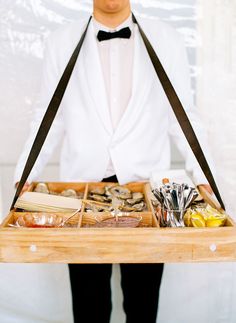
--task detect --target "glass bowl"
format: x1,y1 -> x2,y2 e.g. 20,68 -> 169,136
15,213 -> 64,228
95,214 -> 142,228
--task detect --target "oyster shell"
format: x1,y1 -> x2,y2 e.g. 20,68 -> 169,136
90,187 -> 105,196
89,194 -> 109,203
61,189 -> 77,198
34,183 -> 49,194
132,202 -> 146,211
119,201 -> 146,212
109,186 -> 132,200
127,192 -> 144,205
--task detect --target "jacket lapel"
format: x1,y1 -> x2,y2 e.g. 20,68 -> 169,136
80,22 -> 113,135
113,23 -> 155,140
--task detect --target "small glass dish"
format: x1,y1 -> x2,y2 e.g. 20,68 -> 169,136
160,208 -> 186,228
95,214 -> 142,228
13,213 -> 64,228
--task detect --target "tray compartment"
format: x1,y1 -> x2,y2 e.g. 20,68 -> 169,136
86,182 -> 149,210
82,182 -> 158,228
1,212 -> 82,228
81,211 -> 155,228
155,208 -> 234,228
30,182 -> 88,200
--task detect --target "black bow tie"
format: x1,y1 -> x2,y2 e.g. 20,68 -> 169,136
97,27 -> 131,42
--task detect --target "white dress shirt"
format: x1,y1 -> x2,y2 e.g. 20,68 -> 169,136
93,15 -> 134,177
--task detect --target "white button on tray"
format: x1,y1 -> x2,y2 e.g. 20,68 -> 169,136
30,244 -> 37,252
209,244 -> 217,252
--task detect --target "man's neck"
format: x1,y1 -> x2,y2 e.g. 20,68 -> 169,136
93,6 -> 131,28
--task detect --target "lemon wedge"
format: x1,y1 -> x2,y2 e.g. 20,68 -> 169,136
191,213 -> 206,228
184,205 -> 227,228
206,217 -> 226,227
184,209 -> 193,227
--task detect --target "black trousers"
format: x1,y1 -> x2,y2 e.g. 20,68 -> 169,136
69,263 -> 164,323
69,176 -> 164,323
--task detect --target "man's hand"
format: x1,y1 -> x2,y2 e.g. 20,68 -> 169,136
15,182 -> 30,195
197,184 -> 223,210
197,184 -> 213,195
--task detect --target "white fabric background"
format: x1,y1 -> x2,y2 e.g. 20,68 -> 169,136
197,0 -> 236,217
0,1 -> 236,322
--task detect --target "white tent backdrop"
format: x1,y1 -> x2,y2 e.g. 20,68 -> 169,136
0,1 -> 236,322
197,0 -> 236,217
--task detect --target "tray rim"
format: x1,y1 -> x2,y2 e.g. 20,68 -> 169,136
1,181 -> 235,264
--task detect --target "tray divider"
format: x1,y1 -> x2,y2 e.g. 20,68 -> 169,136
151,212 -> 159,228
76,213 -> 83,228
144,183 -> 154,212
144,183 -> 160,228
77,183 -> 89,228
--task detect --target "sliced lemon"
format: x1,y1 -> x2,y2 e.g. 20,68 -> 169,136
206,217 -> 226,227
191,213 -> 206,227
184,210 -> 193,227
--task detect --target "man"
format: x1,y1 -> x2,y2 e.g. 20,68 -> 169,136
14,1 -> 213,322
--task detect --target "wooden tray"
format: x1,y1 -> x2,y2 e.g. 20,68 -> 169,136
0,182 -> 235,263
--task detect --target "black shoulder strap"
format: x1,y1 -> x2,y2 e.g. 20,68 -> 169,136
11,14 -> 225,211
132,13 -> 225,210
10,17 -> 92,210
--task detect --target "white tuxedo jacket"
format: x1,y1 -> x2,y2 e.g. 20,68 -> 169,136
14,16 -> 213,185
